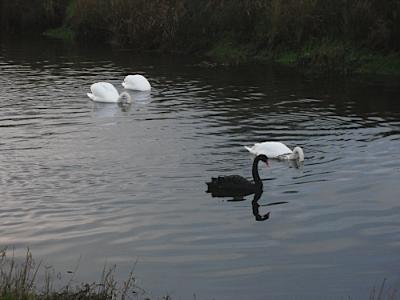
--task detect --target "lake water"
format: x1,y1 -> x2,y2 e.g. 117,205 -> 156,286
1,38 -> 400,300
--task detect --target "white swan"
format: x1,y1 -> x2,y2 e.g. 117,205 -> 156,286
122,74 -> 151,91
244,142 -> 304,162
87,82 -> 131,104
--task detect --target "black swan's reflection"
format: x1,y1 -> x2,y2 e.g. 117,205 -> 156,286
251,190 -> 288,221
206,154 -> 269,200
252,189 -> 270,221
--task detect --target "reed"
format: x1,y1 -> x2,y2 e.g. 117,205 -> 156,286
370,279 -> 398,300
0,248 -> 145,300
70,0 -> 185,49
0,248 -> 397,300
1,0 -> 399,52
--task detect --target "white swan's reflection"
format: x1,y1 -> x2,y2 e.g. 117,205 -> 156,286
132,90 -> 152,103
92,102 -> 130,118
91,90 -> 152,118
286,159 -> 304,169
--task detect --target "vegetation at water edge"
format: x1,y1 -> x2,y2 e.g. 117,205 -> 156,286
0,248 -> 158,300
0,1 -> 399,71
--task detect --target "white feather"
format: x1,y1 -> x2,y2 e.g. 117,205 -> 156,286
122,75 -> 151,91
244,142 -> 304,161
88,82 -> 120,103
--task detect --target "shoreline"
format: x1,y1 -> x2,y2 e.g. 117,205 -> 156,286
1,29 -> 400,77
1,0 -> 399,77
204,39 -> 400,76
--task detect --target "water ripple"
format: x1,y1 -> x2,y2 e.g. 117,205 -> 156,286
1,40 -> 400,300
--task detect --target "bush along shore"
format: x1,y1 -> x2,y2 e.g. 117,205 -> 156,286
0,0 -> 399,74
0,248 -> 159,300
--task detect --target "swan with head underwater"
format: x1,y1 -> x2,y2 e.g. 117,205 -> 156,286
206,154 -> 269,199
244,142 -> 304,162
122,74 -> 151,91
87,82 -> 131,105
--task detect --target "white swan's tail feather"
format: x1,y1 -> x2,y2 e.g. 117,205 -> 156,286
87,93 -> 96,101
244,146 -> 256,154
123,75 -> 151,91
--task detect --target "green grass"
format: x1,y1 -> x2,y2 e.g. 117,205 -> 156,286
2,0 -> 400,76
42,0 -> 76,42
356,53 -> 400,75
275,52 -> 298,65
204,38 -> 400,76
66,0 -> 76,21
42,27 -> 75,41
206,39 -> 254,65
271,41 -> 400,76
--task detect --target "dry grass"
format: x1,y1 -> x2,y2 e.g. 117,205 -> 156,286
70,0 -> 185,49
0,248 -> 148,300
369,279 -> 398,300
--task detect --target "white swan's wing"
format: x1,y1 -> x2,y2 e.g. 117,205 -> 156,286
245,142 -> 293,158
244,146 -> 254,153
89,82 -> 119,103
122,75 -> 151,91
87,93 -> 97,101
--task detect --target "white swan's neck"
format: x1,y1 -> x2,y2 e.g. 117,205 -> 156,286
289,146 -> 304,161
118,92 -> 132,105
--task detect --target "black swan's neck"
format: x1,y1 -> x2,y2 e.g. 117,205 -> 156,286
252,157 -> 263,185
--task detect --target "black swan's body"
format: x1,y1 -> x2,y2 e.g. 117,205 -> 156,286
206,154 -> 269,199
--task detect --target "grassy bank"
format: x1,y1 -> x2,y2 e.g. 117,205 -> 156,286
275,42 -> 400,76
204,39 -> 400,75
0,0 -> 400,75
0,248 -> 153,300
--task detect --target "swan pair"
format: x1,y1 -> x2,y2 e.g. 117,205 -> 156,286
87,74 -> 151,104
206,142 -> 304,202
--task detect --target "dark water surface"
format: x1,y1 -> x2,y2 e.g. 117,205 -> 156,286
1,38 -> 400,300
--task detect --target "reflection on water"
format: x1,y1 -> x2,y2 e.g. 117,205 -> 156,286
251,190 -> 272,222
1,37 -> 400,300
205,154 -> 288,221
92,102 -> 125,118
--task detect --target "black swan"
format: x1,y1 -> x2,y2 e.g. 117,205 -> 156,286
206,154 -> 269,199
